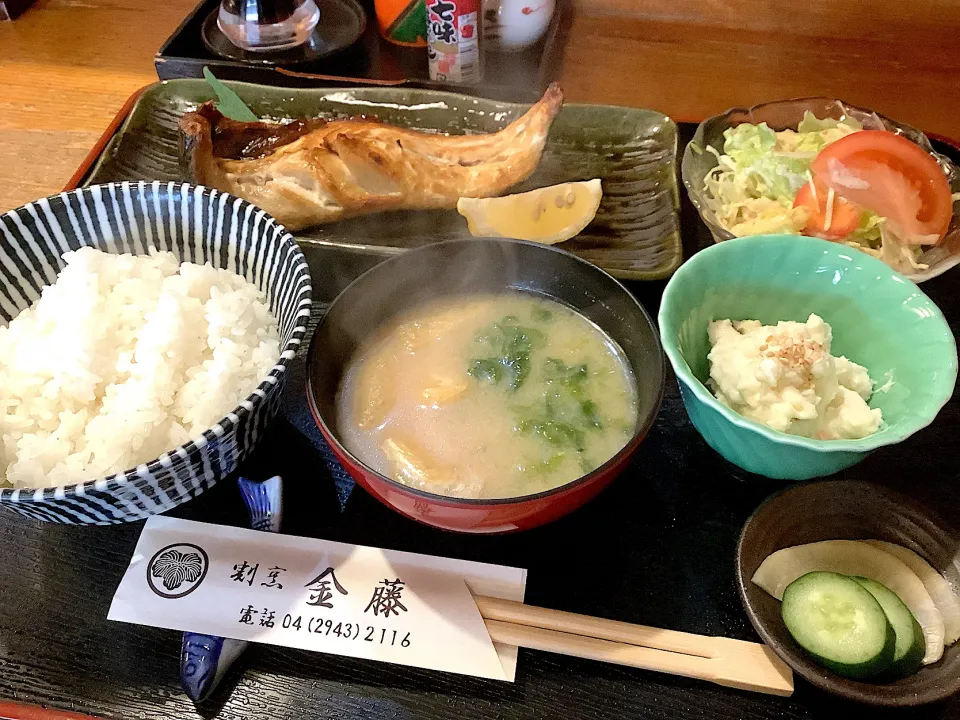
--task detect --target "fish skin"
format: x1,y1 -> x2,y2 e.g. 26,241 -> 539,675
179,84 -> 564,230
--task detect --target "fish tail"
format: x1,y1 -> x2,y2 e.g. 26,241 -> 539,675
482,82 -> 564,150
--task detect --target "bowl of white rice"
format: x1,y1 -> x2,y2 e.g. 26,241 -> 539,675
0,181 -> 311,524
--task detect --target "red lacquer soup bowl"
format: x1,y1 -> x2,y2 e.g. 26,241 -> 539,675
306,239 -> 665,533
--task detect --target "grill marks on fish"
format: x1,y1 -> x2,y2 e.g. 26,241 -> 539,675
179,84 -> 564,230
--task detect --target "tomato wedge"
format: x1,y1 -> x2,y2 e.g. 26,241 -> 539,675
794,177 -> 863,240
810,130 -> 953,245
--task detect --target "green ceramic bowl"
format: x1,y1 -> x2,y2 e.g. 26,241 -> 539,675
659,235 -> 958,480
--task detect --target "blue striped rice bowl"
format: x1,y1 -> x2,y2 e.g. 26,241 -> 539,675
0,181 -> 311,524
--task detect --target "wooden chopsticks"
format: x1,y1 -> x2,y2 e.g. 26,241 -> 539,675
475,595 -> 794,697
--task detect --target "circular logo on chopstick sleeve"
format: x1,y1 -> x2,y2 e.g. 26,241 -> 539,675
146,543 -> 210,599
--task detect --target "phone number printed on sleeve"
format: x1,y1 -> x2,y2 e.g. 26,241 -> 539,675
282,614 -> 412,647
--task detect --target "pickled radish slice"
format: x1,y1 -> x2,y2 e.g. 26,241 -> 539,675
853,577 -> 926,677
753,540 -> 945,664
864,540 -> 960,646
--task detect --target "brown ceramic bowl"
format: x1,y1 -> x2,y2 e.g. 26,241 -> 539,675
736,480 -> 960,706
306,238 -> 664,533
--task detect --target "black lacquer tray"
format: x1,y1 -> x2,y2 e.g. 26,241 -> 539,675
4,110 -> 960,720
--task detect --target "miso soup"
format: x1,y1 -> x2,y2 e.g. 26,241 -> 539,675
336,293 -> 638,499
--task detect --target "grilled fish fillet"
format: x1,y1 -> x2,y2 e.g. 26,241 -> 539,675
179,84 -> 564,230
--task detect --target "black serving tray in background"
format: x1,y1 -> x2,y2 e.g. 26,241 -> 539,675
156,0 -> 571,102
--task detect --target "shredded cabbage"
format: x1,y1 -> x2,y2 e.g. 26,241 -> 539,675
703,112 -> 861,238
700,111 -> 930,273
849,225 -> 929,274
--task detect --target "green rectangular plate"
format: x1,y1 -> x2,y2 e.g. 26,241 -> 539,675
85,79 -> 682,280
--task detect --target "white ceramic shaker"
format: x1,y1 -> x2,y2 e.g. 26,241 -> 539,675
482,0 -> 555,52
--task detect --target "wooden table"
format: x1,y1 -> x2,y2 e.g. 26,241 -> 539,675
1,0 -> 959,214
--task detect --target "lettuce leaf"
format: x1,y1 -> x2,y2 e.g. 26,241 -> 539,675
847,209 -> 885,245
723,122 -> 777,164
722,123 -> 808,200
797,110 -> 863,134
708,114 -> 866,234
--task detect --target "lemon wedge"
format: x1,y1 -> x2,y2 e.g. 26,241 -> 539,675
457,179 -> 602,245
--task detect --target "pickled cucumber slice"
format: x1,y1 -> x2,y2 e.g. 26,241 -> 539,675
753,540 -> 945,664
853,577 -> 925,678
782,572 -> 895,679
863,539 -> 960,646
